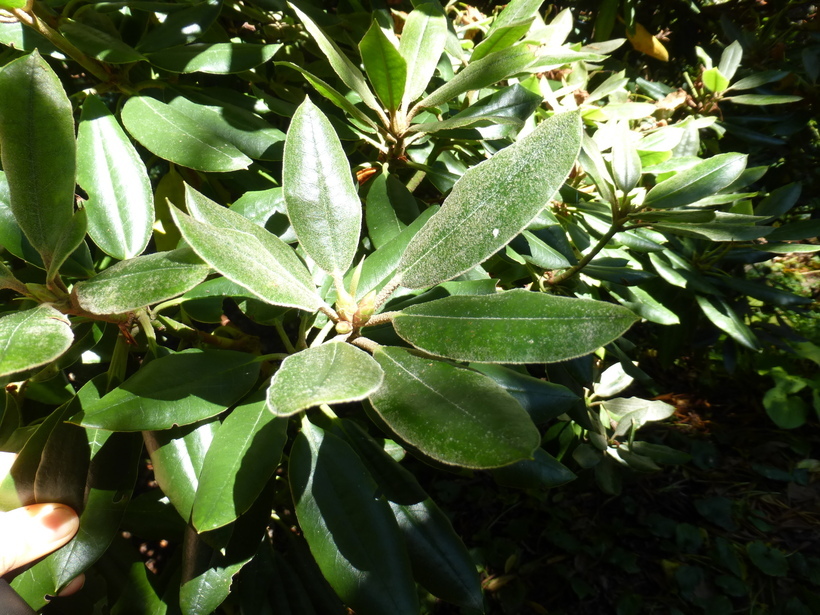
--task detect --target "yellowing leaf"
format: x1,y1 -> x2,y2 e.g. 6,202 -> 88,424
626,22 -> 668,62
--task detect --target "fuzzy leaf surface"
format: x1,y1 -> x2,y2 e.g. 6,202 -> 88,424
397,111 -> 581,288
267,342 -> 384,416
644,153 -> 747,209
0,306 -> 72,378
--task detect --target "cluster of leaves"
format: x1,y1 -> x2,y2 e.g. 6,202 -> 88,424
0,0 -> 816,613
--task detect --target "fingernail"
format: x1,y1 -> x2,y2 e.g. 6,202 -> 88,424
34,504 -> 80,545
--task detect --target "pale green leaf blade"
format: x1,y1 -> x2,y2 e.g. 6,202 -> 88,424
0,51 -> 76,269
393,290 -> 639,363
717,40 -> 743,81
397,111 -> 582,288
192,391 -> 287,532
370,347 -> 540,468
359,21 -> 406,112
723,94 -> 803,105
644,153 -> 747,210
77,95 -> 154,259
283,98 -> 362,276
415,44 -> 537,112
489,0 -> 543,33
121,96 -> 251,172
73,248 -> 210,314
471,19 -> 533,62
69,349 -> 260,431
147,42 -> 281,74
266,342 -> 384,416
288,2 -> 381,113
0,306 -> 73,378
702,67 -> 730,93
289,420 -> 419,615
399,2 -> 447,106
172,204 -> 324,313
611,121 -> 641,193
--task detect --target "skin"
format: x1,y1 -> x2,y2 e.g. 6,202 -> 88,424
0,452 -> 83,595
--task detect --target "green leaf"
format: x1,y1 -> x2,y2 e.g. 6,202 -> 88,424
701,67 -> 730,93
192,392 -> 288,532
11,432 -> 142,606
69,349 -> 260,431
492,447 -> 577,489
147,42 -> 280,73
611,121 -> 641,193
143,418 -> 219,520
46,209 -> 88,284
77,95 -> 154,260
652,221 -> 772,242
267,342 -> 384,416
644,153 -> 747,210
0,0 -> 26,9
288,2 -> 381,114
59,20 -> 145,63
399,1 -> 447,106
397,111 -> 582,288
763,387 -> 807,430
746,541 -> 788,577
390,499 -> 483,611
0,306 -> 73,378
0,51 -> 76,270
723,94 -> 802,105
696,295 -> 758,350
370,347 -> 539,468
727,70 -> 788,91
607,284 -> 680,325
365,172 -> 409,248
393,290 -> 638,363
717,40 -> 743,81
289,420 -> 418,615
275,61 -> 380,132
359,21 -> 406,112
172,186 -> 324,312
469,363 -> 581,424
755,182 -> 801,219
415,43 -> 538,112
121,96 -> 251,172
471,19 -> 533,62
490,0 -> 543,32
136,0 -> 222,53
283,98 -> 361,277
73,248 -> 210,314
166,92 -> 286,161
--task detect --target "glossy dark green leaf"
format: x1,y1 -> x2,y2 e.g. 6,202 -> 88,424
192,391 -> 287,531
166,93 -> 285,160
727,70 -> 789,91
288,3 -> 381,113
359,21 -> 406,112
73,247 -> 209,315
0,398 -> 78,511
746,541 -> 788,577
121,96 -> 251,172
366,172 -> 408,248
696,296 -> 759,350
136,0 -> 222,53
283,98 -> 361,277
267,342 -> 384,416
45,209 -> 88,284
11,432 -> 142,607
0,306 -> 73,378
76,95 -> 153,259
60,20 -> 145,63
469,363 -> 580,424
289,420 -> 418,615
755,183 -> 801,219
69,349 -> 260,431
397,111 -> 581,288
370,347 -> 539,468
607,284 -> 680,325
399,1 -> 447,106
181,483 -> 272,615
143,418 -> 219,520
492,447 -> 576,489
0,51 -> 76,270
390,498 -> 483,610
173,186 -> 324,312
147,42 -> 280,73
394,290 -> 639,363
644,153 -> 747,209
652,221 -> 772,242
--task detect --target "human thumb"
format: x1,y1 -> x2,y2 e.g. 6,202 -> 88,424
0,504 -> 80,576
